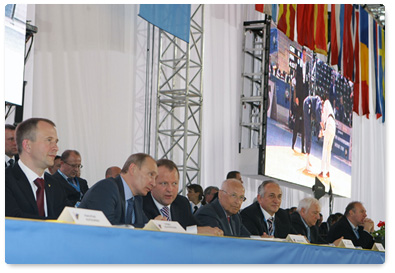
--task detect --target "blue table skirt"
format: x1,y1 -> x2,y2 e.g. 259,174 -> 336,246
5,218 -> 385,264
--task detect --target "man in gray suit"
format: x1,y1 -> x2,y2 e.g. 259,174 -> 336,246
79,153 -> 165,227
195,179 -> 250,237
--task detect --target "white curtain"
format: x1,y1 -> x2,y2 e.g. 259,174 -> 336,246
22,4 -> 385,224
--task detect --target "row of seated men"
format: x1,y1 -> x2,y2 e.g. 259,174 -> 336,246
5,118 -> 376,250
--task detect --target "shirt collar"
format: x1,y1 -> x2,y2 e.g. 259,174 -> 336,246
151,194 -> 171,212
259,205 -> 275,222
299,212 -> 310,229
5,154 -> 14,163
18,159 -> 44,189
347,217 -> 358,230
120,175 -> 134,201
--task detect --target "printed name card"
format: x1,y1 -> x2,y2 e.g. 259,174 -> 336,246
143,220 -> 186,233
337,239 -> 355,249
371,243 -> 385,252
57,207 -> 112,227
286,234 -> 309,244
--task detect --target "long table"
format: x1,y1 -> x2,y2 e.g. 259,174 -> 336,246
5,218 -> 385,264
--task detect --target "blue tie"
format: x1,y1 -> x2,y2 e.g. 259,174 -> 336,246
354,227 -> 360,239
125,197 -> 135,224
161,206 -> 170,221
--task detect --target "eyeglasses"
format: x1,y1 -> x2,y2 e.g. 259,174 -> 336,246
64,162 -> 83,169
221,190 -> 246,202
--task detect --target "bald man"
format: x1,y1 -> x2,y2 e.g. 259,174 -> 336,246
195,179 -> 250,237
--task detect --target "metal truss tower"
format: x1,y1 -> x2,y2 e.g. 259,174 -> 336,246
239,18 -> 271,175
155,5 -> 204,194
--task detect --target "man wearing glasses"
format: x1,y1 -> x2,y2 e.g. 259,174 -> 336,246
52,150 -> 89,207
195,179 -> 250,237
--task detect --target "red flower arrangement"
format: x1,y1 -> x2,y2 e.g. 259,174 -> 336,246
372,221 -> 385,246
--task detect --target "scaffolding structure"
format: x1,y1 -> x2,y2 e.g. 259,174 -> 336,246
239,18 -> 271,175
155,5 -> 204,194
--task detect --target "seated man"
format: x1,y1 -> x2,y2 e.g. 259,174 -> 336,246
241,180 -> 295,238
291,197 -> 338,244
143,158 -> 223,236
5,118 -> 68,219
327,201 -> 375,249
195,179 -> 250,237
105,166 -> 121,179
52,150 -> 89,207
79,153 -> 164,227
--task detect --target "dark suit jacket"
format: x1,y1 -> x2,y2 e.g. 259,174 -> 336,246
241,201 -> 295,238
295,61 -> 310,116
5,162 -> 69,220
142,192 -> 200,229
290,211 -> 327,244
79,175 -> 148,227
195,199 -> 250,237
52,171 -> 89,206
327,216 -> 374,249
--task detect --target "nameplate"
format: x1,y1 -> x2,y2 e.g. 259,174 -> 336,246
286,234 -> 309,244
57,207 -> 112,227
143,220 -> 186,233
371,243 -> 385,252
337,239 -> 355,249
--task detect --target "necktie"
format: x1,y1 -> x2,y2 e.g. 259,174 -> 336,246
267,217 -> 274,236
67,177 -> 76,186
8,158 -> 14,167
193,205 -> 198,214
34,178 -> 45,217
125,197 -> 135,224
354,227 -> 360,239
306,226 -> 311,242
161,206 -> 170,221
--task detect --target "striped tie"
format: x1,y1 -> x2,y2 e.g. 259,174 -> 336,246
267,217 -> 274,236
161,206 -> 170,221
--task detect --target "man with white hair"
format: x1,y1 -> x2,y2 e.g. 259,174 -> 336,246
291,197 -> 342,244
195,179 -> 250,237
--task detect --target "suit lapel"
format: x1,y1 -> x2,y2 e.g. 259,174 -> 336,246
212,199 -> 233,235
13,164 -> 38,213
113,176 -> 126,223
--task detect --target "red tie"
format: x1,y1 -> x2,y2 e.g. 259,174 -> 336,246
34,178 -> 45,217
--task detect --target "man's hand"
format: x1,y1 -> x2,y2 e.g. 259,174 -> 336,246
154,215 -> 167,221
261,232 -> 274,238
363,218 -> 375,233
333,236 -> 344,246
197,226 -> 224,236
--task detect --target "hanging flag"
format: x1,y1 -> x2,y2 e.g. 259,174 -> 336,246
369,16 -> 377,120
377,24 -> 385,122
255,4 -> 264,13
359,7 -> 370,117
272,4 -> 278,24
277,4 -> 296,41
297,4 -> 315,49
139,4 -> 191,43
314,4 -> 328,55
330,4 -> 345,67
352,6 -> 360,114
342,4 -> 354,80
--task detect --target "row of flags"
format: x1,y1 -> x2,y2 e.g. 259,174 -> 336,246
256,4 -> 385,122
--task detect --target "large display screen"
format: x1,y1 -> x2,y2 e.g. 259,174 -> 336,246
4,4 -> 27,106
265,24 -> 352,197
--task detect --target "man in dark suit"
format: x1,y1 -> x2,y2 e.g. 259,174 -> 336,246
5,124 -> 19,168
143,159 -> 223,236
52,150 -> 89,207
292,47 -> 310,153
241,180 -> 294,238
5,118 -> 69,219
327,202 -> 375,249
195,179 -> 250,237
79,153 -> 165,227
291,197 -> 343,245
